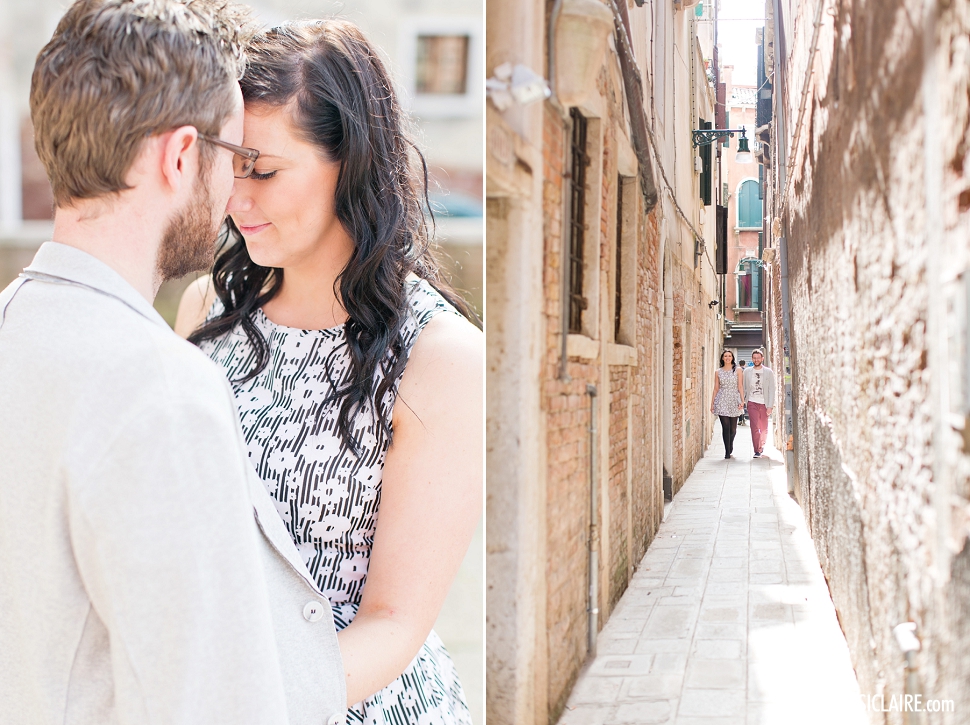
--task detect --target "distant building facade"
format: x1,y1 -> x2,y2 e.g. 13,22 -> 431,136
716,67 -> 763,361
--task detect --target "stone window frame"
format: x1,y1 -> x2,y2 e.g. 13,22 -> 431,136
735,256 -> 762,311
397,16 -> 483,119
612,173 -> 638,348
735,177 -> 762,230
565,110 -> 603,344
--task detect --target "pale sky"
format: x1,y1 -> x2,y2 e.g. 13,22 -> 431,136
717,0 -> 765,86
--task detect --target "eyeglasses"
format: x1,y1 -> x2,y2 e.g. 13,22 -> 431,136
197,133 -> 260,179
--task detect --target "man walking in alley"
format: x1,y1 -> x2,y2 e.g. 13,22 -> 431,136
744,349 -> 776,458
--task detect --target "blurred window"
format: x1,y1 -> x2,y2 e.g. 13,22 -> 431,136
416,35 -> 469,95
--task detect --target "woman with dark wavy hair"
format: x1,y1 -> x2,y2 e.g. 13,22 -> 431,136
175,19 -> 482,725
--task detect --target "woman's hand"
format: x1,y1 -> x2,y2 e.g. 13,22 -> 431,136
336,312 -> 483,707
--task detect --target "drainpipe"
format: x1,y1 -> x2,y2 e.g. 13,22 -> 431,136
892,622 -> 922,725
587,383 -> 599,656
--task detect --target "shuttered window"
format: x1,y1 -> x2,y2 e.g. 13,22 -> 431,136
737,178 -> 762,228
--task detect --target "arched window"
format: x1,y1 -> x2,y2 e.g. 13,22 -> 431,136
737,178 -> 762,228
736,258 -> 761,309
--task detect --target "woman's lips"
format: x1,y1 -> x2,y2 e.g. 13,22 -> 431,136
238,222 -> 271,235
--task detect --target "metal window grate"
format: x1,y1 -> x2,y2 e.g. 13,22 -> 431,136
568,108 -> 589,334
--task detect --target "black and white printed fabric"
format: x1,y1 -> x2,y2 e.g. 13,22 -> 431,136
201,277 -> 472,725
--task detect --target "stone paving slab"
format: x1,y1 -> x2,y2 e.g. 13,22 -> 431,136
556,423 -> 867,725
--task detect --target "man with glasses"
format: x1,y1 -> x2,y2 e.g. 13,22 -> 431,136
0,2 -> 345,723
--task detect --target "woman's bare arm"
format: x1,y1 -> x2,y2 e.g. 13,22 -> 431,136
174,275 -> 216,338
710,372 -> 720,412
737,370 -> 745,411
336,311 -> 483,706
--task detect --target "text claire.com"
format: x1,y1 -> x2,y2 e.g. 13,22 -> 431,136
860,694 -> 955,713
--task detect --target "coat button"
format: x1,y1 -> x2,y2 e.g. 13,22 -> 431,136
326,712 -> 345,725
303,601 -> 325,622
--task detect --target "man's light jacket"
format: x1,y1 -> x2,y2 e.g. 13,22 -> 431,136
0,243 -> 347,725
743,364 -> 777,409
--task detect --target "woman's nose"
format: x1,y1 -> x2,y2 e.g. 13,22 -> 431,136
227,182 -> 254,213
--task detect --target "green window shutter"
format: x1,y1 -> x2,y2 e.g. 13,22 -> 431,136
724,111 -> 730,147
699,120 -> 712,206
738,179 -> 762,228
752,262 -> 761,310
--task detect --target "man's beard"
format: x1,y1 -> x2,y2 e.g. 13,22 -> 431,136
155,175 -> 222,282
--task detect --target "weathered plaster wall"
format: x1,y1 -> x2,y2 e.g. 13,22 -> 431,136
773,0 -> 970,718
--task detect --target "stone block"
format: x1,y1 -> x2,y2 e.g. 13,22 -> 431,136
613,700 -> 674,724
685,659 -> 745,689
587,655 -> 655,677
691,638 -> 743,659
567,676 -> 623,705
677,688 -> 745,718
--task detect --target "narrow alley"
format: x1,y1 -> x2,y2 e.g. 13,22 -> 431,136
487,0 -> 970,722
558,426 -> 866,724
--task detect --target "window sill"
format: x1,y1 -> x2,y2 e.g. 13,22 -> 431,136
606,343 -> 637,366
567,334 -> 599,360
733,307 -> 761,313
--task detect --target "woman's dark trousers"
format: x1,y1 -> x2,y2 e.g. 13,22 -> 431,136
719,415 -> 738,456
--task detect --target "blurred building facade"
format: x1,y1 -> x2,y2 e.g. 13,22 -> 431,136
0,0 -> 483,317
486,1 -> 724,723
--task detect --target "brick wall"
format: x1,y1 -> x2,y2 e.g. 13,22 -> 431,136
541,102 -> 596,719
630,209 -> 664,569
768,0 -> 970,713
608,365 -> 629,610
539,100 -> 670,723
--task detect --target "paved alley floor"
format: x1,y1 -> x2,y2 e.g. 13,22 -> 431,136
557,423 -> 868,725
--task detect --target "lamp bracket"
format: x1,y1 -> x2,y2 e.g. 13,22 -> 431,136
691,128 -> 749,148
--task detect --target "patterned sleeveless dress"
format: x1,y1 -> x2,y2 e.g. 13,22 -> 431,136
713,366 -> 743,417
199,278 -> 472,725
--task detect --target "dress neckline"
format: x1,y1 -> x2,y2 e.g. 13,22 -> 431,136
255,306 -> 347,335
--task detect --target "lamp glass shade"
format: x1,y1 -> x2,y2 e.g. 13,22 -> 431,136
735,135 -> 753,164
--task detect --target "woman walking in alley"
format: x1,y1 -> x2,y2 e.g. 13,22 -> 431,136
175,20 -> 482,725
711,350 -> 745,459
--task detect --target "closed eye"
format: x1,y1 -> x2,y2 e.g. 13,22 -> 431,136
249,170 -> 277,181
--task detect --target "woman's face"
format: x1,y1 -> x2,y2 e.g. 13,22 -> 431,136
722,351 -> 734,366
226,103 -> 353,270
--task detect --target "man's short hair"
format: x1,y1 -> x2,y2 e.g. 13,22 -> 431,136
30,0 -> 255,206
752,348 -> 765,357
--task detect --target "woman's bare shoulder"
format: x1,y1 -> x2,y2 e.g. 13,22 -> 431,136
395,312 -> 482,420
174,275 -> 217,339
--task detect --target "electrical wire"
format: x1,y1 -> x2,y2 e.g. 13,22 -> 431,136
641,108 -> 717,275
